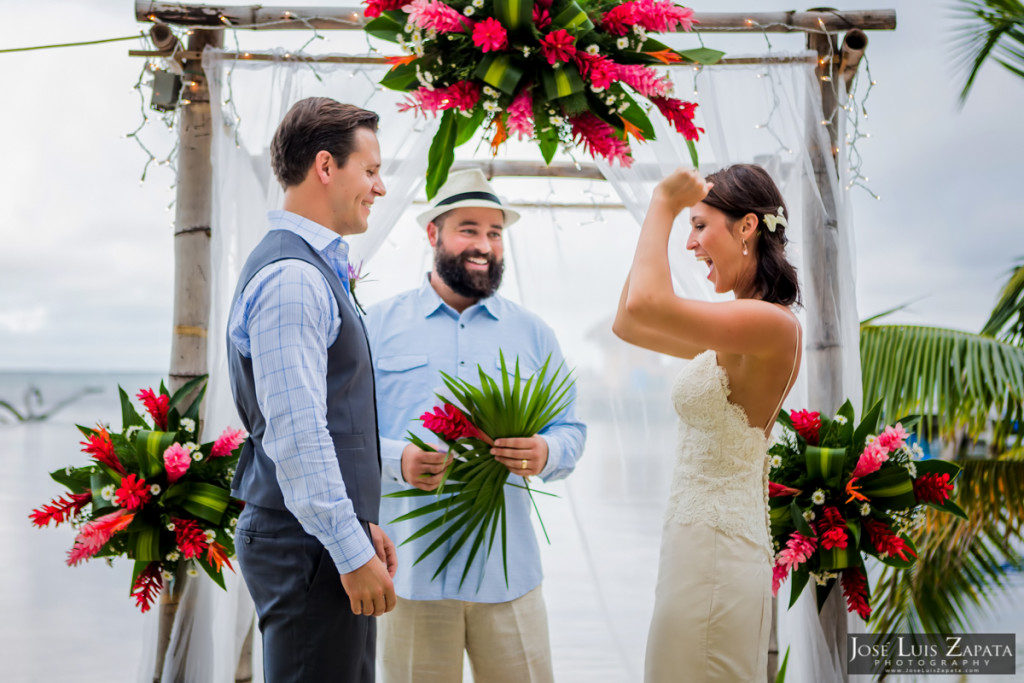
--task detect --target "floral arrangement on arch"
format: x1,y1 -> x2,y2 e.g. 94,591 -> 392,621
768,400 -> 966,621
362,0 -> 723,196
30,377 -> 246,613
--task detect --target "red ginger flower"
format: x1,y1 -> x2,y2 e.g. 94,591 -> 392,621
771,561 -> 790,596
81,426 -> 126,476
472,17 -> 508,52
30,491 -> 92,527
66,509 -> 135,566
173,518 -> 210,559
851,441 -> 889,478
816,506 -> 849,550
421,404 -> 482,441
576,53 -> 618,90
363,0 -> 410,19
540,29 -> 577,65
841,566 -> 872,619
914,472 -> 954,505
788,409 -> 821,445
400,82 -> 481,115
768,481 -> 801,498
212,427 -> 246,458
114,473 -> 152,511
532,5 -> 552,30
570,113 -> 634,167
864,518 -> 915,561
137,388 -> 169,430
649,97 -> 703,142
601,3 -> 637,36
131,562 -> 164,613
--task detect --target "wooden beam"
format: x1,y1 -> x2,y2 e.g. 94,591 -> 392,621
135,2 -> 896,32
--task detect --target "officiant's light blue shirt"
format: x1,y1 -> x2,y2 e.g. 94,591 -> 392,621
365,276 -> 587,602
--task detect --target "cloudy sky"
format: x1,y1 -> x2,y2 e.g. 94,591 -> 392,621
1,0 -> 1022,371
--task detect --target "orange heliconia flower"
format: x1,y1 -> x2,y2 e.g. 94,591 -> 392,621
643,49 -> 684,65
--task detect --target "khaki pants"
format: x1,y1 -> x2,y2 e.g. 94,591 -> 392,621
379,585 -> 554,683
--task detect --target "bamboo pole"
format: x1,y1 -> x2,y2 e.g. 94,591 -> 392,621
155,26 -> 223,683
134,1 -> 896,32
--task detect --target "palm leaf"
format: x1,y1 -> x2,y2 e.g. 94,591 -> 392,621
860,323 -> 1024,440
871,459 -> 1024,641
980,258 -> 1024,344
952,0 -> 1024,102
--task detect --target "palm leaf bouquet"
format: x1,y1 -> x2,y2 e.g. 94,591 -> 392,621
387,352 -> 574,587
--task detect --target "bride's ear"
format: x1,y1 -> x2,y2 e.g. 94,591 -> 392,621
738,213 -> 760,240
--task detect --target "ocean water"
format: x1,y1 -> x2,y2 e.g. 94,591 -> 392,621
1,371 -> 1020,682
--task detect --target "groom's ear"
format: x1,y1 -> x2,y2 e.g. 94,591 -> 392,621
311,150 -> 334,185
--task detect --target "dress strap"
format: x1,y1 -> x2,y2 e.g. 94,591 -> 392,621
762,313 -> 801,438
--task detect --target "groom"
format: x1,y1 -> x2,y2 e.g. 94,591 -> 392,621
227,97 -> 397,683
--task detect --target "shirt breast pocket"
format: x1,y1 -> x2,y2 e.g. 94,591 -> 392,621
376,354 -> 434,408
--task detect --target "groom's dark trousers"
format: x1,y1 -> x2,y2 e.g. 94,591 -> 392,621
228,229 -> 383,683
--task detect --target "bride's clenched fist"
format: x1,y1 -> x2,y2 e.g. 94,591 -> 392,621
652,168 -> 712,216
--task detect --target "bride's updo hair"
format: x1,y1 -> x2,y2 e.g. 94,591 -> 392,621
702,164 -> 802,307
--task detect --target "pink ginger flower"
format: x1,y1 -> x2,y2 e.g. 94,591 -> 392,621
634,0 -> 695,32
403,0 -> 471,33
532,5 -> 552,30
472,17 -> 508,52
363,0 -> 410,19
507,89 -> 534,139
576,53 -> 619,90
772,561 -> 790,596
649,97 -> 703,141
400,82 -> 481,115
66,509 -> 135,566
212,427 -> 246,458
876,423 -> 909,453
163,443 -> 192,484
851,441 -> 889,478
570,113 -> 634,167
768,481 -> 801,498
539,29 -> 577,65
776,531 -> 818,571
615,64 -> 672,97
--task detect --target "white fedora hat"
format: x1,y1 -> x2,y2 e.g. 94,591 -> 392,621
416,168 -> 521,229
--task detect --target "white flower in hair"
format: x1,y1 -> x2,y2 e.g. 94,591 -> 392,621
764,206 -> 787,233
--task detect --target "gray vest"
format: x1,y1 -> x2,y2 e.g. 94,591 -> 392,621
227,229 -> 381,523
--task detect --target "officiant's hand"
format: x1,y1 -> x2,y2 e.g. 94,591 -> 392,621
653,168 -> 712,216
340,552 -> 396,617
401,443 -> 453,491
492,435 -> 548,477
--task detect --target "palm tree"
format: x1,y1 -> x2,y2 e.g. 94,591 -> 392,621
953,0 -> 1024,102
861,259 -> 1024,637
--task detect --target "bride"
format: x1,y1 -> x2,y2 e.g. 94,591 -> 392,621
613,164 -> 802,681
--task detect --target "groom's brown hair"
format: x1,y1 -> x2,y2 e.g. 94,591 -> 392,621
270,97 -> 379,189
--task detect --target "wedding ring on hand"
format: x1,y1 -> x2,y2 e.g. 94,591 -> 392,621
521,459 -> 528,470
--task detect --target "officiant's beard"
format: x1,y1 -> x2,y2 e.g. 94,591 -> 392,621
433,239 -> 504,300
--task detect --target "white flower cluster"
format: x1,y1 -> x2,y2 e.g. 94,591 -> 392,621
859,502 -> 871,516
834,415 -> 848,425
100,484 -> 116,502
770,455 -> 782,468
809,570 -> 840,586
165,550 -> 180,561
180,417 -> 196,434
126,425 -> 141,439
802,509 -> 816,523
811,489 -> 826,505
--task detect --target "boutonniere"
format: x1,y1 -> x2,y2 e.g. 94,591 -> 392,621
348,260 -> 369,315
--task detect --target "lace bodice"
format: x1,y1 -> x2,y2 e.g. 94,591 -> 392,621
664,350 -> 773,559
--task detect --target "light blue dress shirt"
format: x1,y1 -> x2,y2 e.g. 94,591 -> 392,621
228,210 -> 375,575
365,276 -> 587,602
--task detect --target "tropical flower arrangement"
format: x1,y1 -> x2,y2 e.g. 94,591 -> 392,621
388,352 -> 574,587
768,400 -> 966,621
362,0 -> 723,196
29,377 -> 246,613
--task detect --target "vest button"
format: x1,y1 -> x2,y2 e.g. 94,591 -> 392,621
244,536 -> 252,544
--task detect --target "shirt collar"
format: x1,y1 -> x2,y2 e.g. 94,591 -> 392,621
268,210 -> 350,279
417,273 -> 502,320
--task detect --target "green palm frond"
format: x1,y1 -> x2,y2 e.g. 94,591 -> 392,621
953,0 -> 1024,102
871,459 -> 1024,637
860,324 -> 1024,440
981,258 -> 1024,344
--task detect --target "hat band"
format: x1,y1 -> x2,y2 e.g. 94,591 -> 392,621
435,191 -> 502,208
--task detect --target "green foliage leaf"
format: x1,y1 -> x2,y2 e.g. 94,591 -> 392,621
364,11 -> 407,43
380,63 -> 419,92
425,110 -> 459,200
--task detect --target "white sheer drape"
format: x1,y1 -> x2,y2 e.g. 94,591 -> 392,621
138,50 -> 863,683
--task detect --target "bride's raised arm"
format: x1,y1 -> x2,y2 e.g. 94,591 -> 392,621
613,168 -> 795,360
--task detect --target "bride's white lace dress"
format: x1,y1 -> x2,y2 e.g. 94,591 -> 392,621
645,350 -> 774,682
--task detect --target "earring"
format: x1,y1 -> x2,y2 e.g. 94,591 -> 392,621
742,239 -> 749,256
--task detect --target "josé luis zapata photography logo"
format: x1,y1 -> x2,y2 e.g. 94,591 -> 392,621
848,633 -> 1016,675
